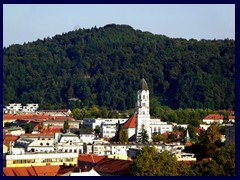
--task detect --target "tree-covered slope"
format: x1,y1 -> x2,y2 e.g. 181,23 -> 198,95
3,24 -> 235,110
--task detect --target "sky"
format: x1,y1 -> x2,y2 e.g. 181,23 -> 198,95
3,4 -> 235,47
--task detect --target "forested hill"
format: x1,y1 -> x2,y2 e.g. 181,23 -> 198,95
3,24 -> 235,110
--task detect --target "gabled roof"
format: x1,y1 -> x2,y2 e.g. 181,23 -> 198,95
3,165 -> 60,176
203,114 -> 224,120
20,133 -> 55,138
3,167 -> 37,176
94,158 -> 131,175
229,116 -> 235,119
33,165 -> 60,176
78,154 -> 106,163
3,135 -> 19,147
122,113 -> 136,129
3,114 -> 75,121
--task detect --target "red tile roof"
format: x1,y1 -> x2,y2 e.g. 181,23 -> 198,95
3,114 -> 49,121
195,127 -> 201,134
33,165 -> 60,176
122,113 -> 136,129
185,141 -> 192,146
78,154 -> 106,163
3,114 -> 74,121
20,133 -> 55,138
3,135 -> 19,147
203,114 -> 224,120
40,127 -> 62,134
3,165 -> 74,176
94,158 -> 131,175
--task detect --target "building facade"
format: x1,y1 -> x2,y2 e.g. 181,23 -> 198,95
135,78 -> 152,142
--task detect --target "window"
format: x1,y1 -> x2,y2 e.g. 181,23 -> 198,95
143,95 -> 145,99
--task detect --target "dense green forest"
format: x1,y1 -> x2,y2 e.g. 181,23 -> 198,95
3,24 -> 235,110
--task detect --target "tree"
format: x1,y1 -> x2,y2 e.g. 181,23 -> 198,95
4,122 -> 15,128
38,122 -> 43,131
21,123 -> 33,133
205,124 -> 222,144
3,25 -> 235,111
212,144 -> 235,176
120,129 -> 128,144
94,125 -> 100,136
187,124 -> 197,141
129,146 -> 179,176
63,120 -> 69,132
138,124 -> 149,143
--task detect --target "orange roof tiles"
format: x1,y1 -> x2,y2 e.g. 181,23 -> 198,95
78,154 -> 106,163
33,165 -> 60,176
94,158 -> 131,175
3,166 -> 60,176
3,135 -> 19,147
203,114 -> 224,120
3,114 -> 74,121
20,133 -> 55,138
122,113 -> 136,129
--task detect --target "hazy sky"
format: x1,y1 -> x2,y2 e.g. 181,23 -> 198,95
3,4 -> 235,47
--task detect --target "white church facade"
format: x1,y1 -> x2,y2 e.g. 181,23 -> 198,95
135,78 -> 152,142
122,78 -> 173,142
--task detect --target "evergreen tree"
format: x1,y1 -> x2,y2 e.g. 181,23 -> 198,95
63,120 -> 69,132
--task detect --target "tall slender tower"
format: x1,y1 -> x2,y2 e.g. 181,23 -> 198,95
135,78 -> 152,142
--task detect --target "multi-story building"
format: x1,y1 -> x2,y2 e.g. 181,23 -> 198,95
4,103 -> 22,114
37,109 -> 71,116
150,119 -> 172,134
4,103 -> 39,114
100,122 -> 117,138
5,152 -> 78,167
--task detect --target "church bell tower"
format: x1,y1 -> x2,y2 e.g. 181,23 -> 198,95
135,78 -> 152,142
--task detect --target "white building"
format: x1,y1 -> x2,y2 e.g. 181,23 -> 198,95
5,127 -> 25,136
122,113 -> 137,139
200,124 -> 211,130
67,168 -> 100,176
37,109 -> 71,116
135,78 -> 152,142
5,152 -> 78,167
79,129 -> 95,143
83,118 -> 128,131
202,114 -> 224,124
4,103 -> 39,114
4,103 -> 22,114
55,132 -> 84,153
100,122 -> 117,138
22,104 -> 39,113
9,132 -> 84,155
150,119 -> 172,134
